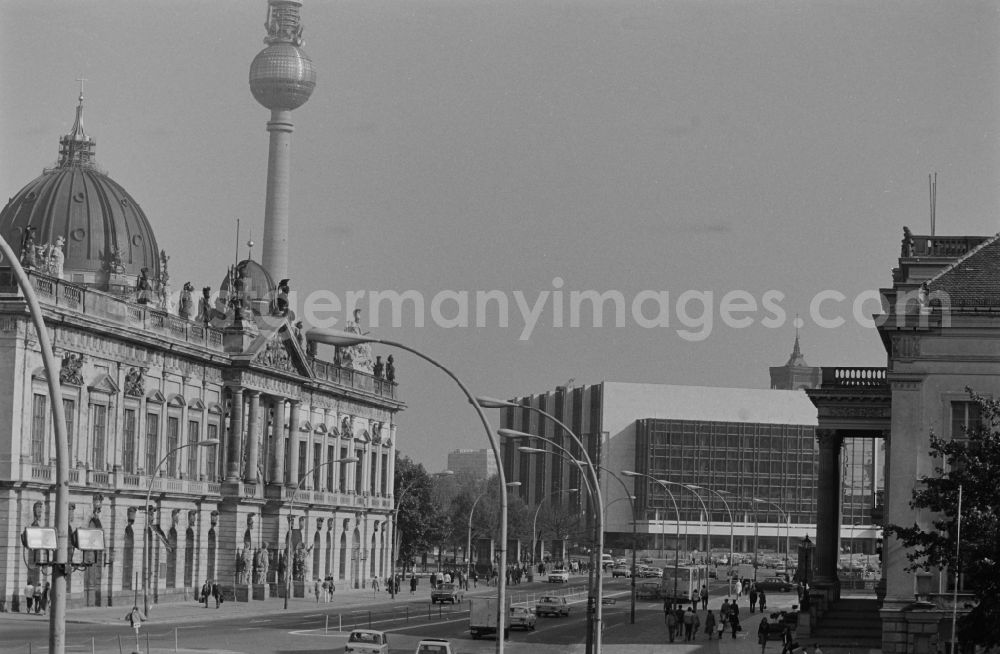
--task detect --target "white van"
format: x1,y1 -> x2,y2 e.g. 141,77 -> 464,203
601,553 -> 614,569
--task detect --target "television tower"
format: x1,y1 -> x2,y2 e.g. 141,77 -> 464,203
249,0 -> 316,283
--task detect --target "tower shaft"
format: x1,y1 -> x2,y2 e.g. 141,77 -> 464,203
262,110 -> 294,283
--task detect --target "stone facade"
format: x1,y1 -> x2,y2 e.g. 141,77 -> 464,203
0,271 -> 403,610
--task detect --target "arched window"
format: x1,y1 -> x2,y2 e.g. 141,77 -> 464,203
122,526 -> 135,590
312,532 -> 321,581
166,528 -> 178,588
207,528 -> 217,582
339,532 -> 347,580
184,528 -> 195,587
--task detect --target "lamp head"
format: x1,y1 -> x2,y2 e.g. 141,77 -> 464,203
506,481 -> 521,488
498,428 -> 533,440
518,446 -> 546,454
199,439 -> 221,448
339,457 -> 360,464
306,328 -> 377,347
621,470 -> 640,478
474,396 -> 516,409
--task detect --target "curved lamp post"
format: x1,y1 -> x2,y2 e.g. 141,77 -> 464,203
309,330 -> 508,654
621,471 -> 682,606
660,481 -> 711,591
466,481 -> 521,591
283,456 -> 358,609
597,466 -> 639,624
0,235 -> 70,654
689,485 -> 736,594
753,497 -> 790,573
143,439 -> 220,617
531,488 -> 579,567
481,395 -> 605,654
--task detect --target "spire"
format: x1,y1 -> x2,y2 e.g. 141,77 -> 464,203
785,325 -> 808,368
58,82 -> 97,169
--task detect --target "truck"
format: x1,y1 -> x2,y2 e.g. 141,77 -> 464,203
468,597 -> 509,640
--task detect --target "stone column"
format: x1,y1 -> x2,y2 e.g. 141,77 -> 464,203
244,391 -> 261,483
287,401 -> 301,487
269,398 -> 286,485
813,428 -> 843,588
225,388 -> 244,482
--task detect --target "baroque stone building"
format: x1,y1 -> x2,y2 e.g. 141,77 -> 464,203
0,0 -> 403,610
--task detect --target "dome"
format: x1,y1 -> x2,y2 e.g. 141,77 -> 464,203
220,259 -> 278,316
0,94 -> 161,285
249,43 -> 316,111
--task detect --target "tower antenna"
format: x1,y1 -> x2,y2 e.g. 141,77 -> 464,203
929,172 -> 937,236
247,227 -> 255,260
234,218 -> 241,270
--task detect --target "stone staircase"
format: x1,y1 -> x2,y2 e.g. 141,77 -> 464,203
810,597 -> 882,651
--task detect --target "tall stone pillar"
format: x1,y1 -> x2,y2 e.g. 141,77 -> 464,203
226,388 -> 244,482
814,428 -> 843,588
244,391 -> 261,483
269,398 -> 286,485
287,401 -> 301,487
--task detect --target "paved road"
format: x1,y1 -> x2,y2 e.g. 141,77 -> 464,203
0,573 -> 847,654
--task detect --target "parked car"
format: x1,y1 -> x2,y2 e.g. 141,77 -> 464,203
611,564 -> 632,578
635,581 -> 660,600
415,639 -> 452,654
344,630 -> 389,654
535,595 -> 570,617
431,582 -> 464,604
548,570 -> 570,583
639,566 -> 662,578
508,605 -> 537,630
755,576 -> 794,592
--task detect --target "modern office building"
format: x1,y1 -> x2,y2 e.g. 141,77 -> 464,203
445,448 -> 497,480
499,382 -> 820,559
806,231 -> 1000,651
0,0 -> 403,610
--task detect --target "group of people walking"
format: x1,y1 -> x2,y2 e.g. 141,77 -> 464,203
198,579 -> 223,608
22,581 -> 50,615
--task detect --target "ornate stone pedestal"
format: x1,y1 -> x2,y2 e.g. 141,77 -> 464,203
292,581 -> 305,598
251,584 -> 269,601
235,585 -> 250,602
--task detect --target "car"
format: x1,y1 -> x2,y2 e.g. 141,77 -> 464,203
755,576 -> 794,592
614,557 -> 626,566
344,629 -> 389,654
611,564 -> 632,578
431,582 -> 464,604
414,638 -> 453,654
508,605 -> 537,630
635,581 -> 660,600
639,566 -> 662,578
548,570 -> 570,583
536,595 -> 570,616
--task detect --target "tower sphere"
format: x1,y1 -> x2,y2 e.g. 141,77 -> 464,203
249,43 -> 316,111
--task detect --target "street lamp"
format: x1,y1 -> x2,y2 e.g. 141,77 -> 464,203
481,395 -> 606,654
621,471 -> 681,607
143,439 -> 220,617
687,484 -> 736,594
0,235 -> 70,654
390,471 -> 454,599
284,456 -> 358,609
653,479 -> 711,595
597,466 -> 639,624
466,481 -> 521,591
309,330 -> 508,654
530,487 -> 579,569
752,497 -> 790,574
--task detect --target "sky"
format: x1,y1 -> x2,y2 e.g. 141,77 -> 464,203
2,0 -> 999,472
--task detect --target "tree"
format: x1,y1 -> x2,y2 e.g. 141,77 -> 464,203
884,391 -> 1000,647
393,455 -> 437,569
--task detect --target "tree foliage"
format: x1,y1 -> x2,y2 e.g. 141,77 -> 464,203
884,391 -> 1000,647
393,455 -> 438,567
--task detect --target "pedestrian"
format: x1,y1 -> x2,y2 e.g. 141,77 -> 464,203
211,580 -> 221,608
24,582 -> 34,614
430,572 -> 437,588
729,604 -> 741,639
32,583 -> 41,614
39,581 -> 50,615
665,606 -> 678,642
759,588 -> 767,612
315,578 -> 322,602
700,584 -> 708,610
704,609 -> 716,640
201,579 -> 211,608
683,606 -> 695,641
780,626 -> 798,654
372,574 -> 380,592
735,578 -> 743,601
749,584 -> 759,613
758,617 -> 770,651
410,575 -> 418,594
692,609 -> 701,641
